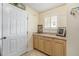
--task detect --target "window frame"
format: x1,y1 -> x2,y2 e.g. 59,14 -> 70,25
44,16 -> 57,30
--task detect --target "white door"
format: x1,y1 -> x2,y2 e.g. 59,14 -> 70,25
2,3 -> 28,56
15,5 -> 28,54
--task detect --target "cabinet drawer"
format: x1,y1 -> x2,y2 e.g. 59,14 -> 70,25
44,37 -> 52,41
54,39 -> 66,45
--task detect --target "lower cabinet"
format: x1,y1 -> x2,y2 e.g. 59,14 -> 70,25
53,39 -> 66,56
44,37 -> 52,55
38,37 -> 44,52
51,39 -> 66,56
53,42 -> 65,56
51,41 -> 54,56
33,35 -> 66,56
33,35 -> 39,49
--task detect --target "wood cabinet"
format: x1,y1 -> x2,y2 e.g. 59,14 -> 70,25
33,35 -> 39,49
44,37 -> 52,55
53,39 -> 66,56
38,36 -> 44,51
33,34 -> 66,56
53,42 -> 65,56
51,39 -> 66,56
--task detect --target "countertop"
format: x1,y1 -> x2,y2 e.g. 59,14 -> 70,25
33,33 -> 66,40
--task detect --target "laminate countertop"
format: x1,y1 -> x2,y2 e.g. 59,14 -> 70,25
33,33 -> 66,41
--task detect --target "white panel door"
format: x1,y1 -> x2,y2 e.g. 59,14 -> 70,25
3,4 -> 17,56
2,4 -> 28,56
16,6 -> 28,53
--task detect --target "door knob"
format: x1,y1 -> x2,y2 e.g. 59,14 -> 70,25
2,37 -> 7,39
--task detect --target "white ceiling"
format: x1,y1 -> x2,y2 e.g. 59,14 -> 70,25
26,3 -> 65,12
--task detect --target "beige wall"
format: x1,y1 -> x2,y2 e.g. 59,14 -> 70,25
25,5 -> 39,51
39,4 -> 67,27
25,4 -> 79,56
25,4 -> 68,50
67,3 -> 79,56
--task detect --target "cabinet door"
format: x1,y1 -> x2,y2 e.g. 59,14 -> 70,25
38,36 -> 44,52
51,40 -> 54,56
53,40 -> 66,56
33,35 -> 39,49
44,38 -> 51,55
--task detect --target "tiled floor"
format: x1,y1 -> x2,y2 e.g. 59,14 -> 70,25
22,49 -> 47,56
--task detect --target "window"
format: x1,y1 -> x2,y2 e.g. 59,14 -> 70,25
44,16 -> 57,33
51,16 -> 57,28
44,16 -> 50,28
44,16 -> 57,29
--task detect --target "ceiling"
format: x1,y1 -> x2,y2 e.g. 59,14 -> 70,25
26,3 -> 65,13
